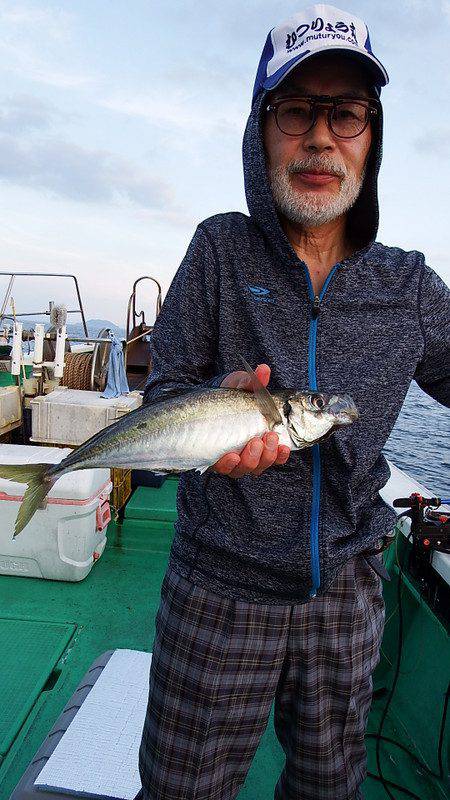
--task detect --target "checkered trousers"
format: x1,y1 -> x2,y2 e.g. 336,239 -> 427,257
134,555 -> 385,800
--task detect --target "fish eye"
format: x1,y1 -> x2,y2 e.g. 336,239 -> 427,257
310,393 -> 325,410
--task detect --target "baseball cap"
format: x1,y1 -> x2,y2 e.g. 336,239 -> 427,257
252,4 -> 389,105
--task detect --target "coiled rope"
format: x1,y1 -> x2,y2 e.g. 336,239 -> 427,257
62,352 -> 93,390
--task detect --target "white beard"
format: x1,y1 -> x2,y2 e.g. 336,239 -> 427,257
268,154 -> 366,228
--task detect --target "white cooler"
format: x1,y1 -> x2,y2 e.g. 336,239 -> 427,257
0,444 -> 112,582
0,385 -> 22,435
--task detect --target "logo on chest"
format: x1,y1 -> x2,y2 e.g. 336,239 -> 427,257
247,285 -> 276,304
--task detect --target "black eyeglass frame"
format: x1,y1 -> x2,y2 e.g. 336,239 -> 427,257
266,95 -> 380,139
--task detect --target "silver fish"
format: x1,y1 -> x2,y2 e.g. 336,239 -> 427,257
0,361 -> 358,536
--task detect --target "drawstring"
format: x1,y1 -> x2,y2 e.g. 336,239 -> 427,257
187,471 -> 213,581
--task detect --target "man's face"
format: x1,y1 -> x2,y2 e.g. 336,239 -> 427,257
263,53 -> 374,229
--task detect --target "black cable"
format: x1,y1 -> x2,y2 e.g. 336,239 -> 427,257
366,734 -> 436,775
369,525 -> 450,798
373,530 -> 412,800
437,682 -> 450,781
366,771 -> 424,800
367,682 -> 450,782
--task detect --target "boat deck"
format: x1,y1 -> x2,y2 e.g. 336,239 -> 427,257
0,479 -> 447,799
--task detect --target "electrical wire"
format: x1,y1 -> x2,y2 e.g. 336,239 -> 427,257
380,532 -> 424,678
373,530 -> 412,799
437,684 -> 450,781
365,772 -> 426,800
366,691 -> 449,799
380,534 -> 404,665
367,513 -> 450,799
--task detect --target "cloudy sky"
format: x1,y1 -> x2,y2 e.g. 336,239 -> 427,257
0,0 -> 448,325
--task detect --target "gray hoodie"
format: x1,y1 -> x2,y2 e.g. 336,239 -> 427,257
143,90 -> 450,604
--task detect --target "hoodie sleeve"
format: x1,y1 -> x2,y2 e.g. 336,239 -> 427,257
414,263 -> 450,407
143,224 -> 228,405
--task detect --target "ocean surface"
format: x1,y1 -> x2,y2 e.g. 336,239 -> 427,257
384,381 -> 449,498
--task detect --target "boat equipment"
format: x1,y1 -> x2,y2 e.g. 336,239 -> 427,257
125,276 -> 162,390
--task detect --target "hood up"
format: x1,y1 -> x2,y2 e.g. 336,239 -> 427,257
242,90 -> 384,263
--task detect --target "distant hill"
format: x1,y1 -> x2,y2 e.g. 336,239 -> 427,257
80,319 -> 126,338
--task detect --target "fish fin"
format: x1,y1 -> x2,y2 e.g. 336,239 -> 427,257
195,464 -> 210,475
238,356 -> 282,428
0,463 -> 56,537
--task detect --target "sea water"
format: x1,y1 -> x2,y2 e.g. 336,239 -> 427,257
384,381 -> 449,497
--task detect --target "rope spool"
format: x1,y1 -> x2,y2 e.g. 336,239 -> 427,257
62,352 -> 94,390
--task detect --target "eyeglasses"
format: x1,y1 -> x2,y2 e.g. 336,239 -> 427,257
266,95 -> 380,139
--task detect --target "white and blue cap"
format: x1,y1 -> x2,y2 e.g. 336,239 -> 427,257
252,4 -> 389,105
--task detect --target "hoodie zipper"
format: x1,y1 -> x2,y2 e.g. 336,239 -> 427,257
304,265 -> 339,598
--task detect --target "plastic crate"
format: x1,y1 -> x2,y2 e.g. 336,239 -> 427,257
31,388 -> 142,446
111,468 -> 132,513
125,483 -> 178,522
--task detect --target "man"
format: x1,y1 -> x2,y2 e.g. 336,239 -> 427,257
136,5 -> 449,799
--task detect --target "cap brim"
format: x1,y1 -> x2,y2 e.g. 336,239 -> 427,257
264,46 -> 389,93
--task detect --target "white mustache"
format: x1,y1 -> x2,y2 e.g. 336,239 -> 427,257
287,156 -> 347,179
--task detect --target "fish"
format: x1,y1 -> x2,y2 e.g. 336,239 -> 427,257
0,359 -> 358,537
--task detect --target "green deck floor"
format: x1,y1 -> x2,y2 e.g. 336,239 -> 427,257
0,619 -> 75,759
0,483 -> 448,799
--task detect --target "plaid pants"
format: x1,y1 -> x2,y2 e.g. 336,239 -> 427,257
135,555 -> 385,800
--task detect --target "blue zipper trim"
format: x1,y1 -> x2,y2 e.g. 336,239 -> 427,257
304,265 -> 339,596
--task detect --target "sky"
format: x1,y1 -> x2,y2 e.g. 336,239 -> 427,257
0,0 -> 449,326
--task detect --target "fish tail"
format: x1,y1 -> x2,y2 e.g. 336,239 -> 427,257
0,463 -> 57,537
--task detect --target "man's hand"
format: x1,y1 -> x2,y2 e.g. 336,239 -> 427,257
212,363 -> 291,478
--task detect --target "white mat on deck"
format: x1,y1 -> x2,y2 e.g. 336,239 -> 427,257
35,649 -> 152,799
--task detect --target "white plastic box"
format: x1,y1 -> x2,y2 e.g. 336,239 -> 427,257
0,444 -> 112,581
31,388 -> 142,446
0,385 -> 22,435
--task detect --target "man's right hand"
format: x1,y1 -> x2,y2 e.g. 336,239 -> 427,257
212,363 -> 291,478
